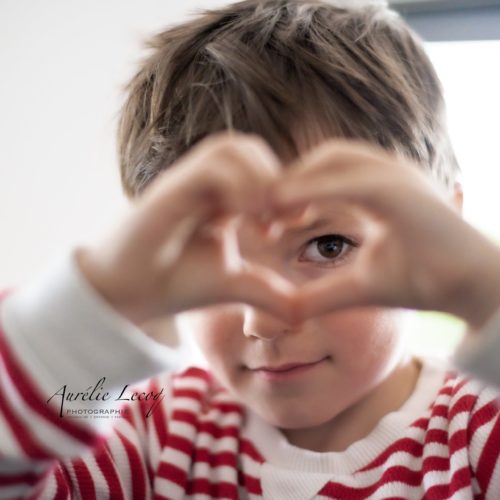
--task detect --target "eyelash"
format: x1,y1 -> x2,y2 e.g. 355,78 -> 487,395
299,234 -> 358,266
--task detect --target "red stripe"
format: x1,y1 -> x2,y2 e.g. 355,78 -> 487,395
0,378 -> 52,459
468,400 -> 499,442
240,438 -> 265,463
452,378 -> 470,396
117,430 -> 148,500
425,466 -> 472,499
53,465 -> 69,500
238,471 -> 262,495
422,455 -> 450,472
449,429 -> 468,456
424,429 -> 448,446
187,477 -> 238,498
412,417 -> 429,430
172,388 -> 203,400
199,421 -> 239,439
0,470 -> 41,486
72,457 -> 97,500
166,434 -> 193,455
171,409 -> 198,427
95,444 -> 125,500
320,465 -> 422,497
437,384 -> 454,397
171,409 -> 240,440
476,414 -> 500,494
193,448 -> 237,468
156,462 -> 187,488
148,380 -> 169,447
0,326 -> 97,444
178,366 -> 213,381
210,402 -> 244,414
431,404 -> 449,419
449,394 -> 478,421
360,437 -> 423,471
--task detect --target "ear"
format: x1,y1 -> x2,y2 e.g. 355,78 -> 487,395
450,181 -> 464,216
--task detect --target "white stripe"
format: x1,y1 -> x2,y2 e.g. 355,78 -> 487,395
169,420 -> 195,437
422,442 -> 451,458
0,484 -> 33,499
448,410 -> 471,432
450,447 -> 469,471
0,356 -> 94,457
106,432 -> 132,500
0,458 -> 46,474
60,460 -> 83,500
201,411 -> 242,427
147,416 -> 163,471
81,451 -> 110,500
174,377 -> 208,391
240,453 -> 262,478
484,423 -> 500,498
155,476 -> 185,499
160,447 -> 191,470
366,482 -> 423,499
469,415 -> 496,470
422,469 -> 462,490
191,462 -> 237,483
0,409 -> 24,458
172,397 -> 202,413
449,486 -> 474,500
196,435 -> 239,453
113,418 -> 153,498
426,414 -> 447,427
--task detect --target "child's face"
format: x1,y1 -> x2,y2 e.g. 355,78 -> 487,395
179,203 -> 409,430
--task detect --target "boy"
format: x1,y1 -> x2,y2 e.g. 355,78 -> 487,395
1,0 -> 500,498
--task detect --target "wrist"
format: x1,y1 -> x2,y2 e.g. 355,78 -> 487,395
74,247 -> 151,326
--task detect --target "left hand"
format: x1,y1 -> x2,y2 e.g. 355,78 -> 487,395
268,140 -> 500,328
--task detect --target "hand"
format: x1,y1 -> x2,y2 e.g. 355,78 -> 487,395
270,140 -> 500,328
76,132 -> 298,326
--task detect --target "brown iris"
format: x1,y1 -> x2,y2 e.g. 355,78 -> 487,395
315,235 -> 345,259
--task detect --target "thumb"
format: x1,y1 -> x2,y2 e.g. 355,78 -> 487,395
225,262 -> 300,324
297,268 -> 374,320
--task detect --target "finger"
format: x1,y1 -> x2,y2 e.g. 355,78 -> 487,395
296,268 -> 376,320
151,132 -> 283,218
269,140 -> 412,214
225,263 -> 300,323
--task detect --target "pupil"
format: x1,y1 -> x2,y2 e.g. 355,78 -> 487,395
317,236 -> 343,258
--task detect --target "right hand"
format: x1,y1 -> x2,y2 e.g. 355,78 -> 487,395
76,132 -> 297,326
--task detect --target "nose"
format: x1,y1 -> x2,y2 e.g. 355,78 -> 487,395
242,306 -> 295,341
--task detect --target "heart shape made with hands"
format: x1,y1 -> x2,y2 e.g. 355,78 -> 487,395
206,198 -> 377,324
163,136 -> 454,325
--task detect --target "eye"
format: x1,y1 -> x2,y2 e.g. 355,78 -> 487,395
299,234 -> 356,265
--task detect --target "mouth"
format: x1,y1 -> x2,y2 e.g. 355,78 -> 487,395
247,356 -> 330,381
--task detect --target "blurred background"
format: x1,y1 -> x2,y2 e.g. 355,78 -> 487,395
1,0 -> 499,358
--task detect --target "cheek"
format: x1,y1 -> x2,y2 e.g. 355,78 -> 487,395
321,308 -> 405,374
177,306 -> 245,373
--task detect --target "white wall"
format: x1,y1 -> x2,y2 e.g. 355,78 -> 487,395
0,0 -> 228,286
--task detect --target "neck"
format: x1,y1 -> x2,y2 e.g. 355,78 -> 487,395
281,356 -> 422,452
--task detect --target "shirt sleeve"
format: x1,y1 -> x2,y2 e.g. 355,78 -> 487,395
453,307 -> 500,389
0,249 -> 181,497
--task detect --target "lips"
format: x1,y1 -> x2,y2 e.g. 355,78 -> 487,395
247,356 -> 329,379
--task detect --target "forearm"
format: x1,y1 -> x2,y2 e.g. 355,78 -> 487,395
0,249 -> 180,463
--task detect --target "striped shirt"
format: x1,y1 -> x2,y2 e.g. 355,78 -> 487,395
1,253 -> 500,499
1,335 -> 500,499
